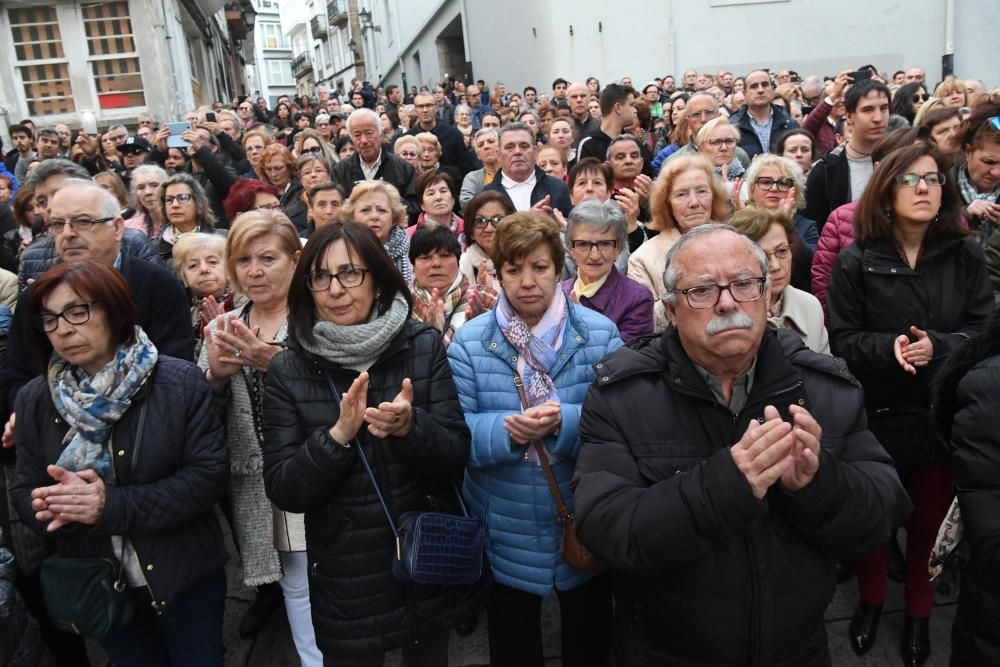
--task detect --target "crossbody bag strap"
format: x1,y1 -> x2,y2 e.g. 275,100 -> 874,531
513,371 -> 572,523
321,372 -> 399,540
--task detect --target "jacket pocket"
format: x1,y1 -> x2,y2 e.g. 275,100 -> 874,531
867,406 -> 937,474
633,440 -> 707,482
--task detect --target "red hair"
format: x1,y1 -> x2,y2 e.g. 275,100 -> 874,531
223,178 -> 280,222
255,144 -> 297,184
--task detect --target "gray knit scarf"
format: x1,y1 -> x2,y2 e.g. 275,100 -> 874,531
300,293 -> 409,367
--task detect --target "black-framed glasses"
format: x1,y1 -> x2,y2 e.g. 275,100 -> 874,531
301,145 -> 323,155
307,267 -> 368,291
164,193 -> 194,205
45,217 -> 114,234
38,301 -> 97,332
673,277 -> 767,309
473,215 -> 504,228
895,172 -> 945,187
570,239 -> 618,254
755,176 -> 795,192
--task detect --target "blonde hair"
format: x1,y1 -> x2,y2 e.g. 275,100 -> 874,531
696,116 -> 739,146
225,210 -> 301,290
744,154 -> 807,210
341,180 -> 408,229
415,132 -> 441,153
648,155 -> 730,231
933,79 -> 966,105
172,232 -> 227,278
393,134 -> 420,153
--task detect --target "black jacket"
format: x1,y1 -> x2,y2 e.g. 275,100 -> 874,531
827,235 -> 993,472
483,166 -> 572,218
575,128 -> 656,179
803,144 -> 850,229
947,354 -> 1000,665
3,253 -> 195,408
729,104 -> 800,159
332,151 -> 420,221
262,321 -> 486,658
280,178 -> 309,234
11,356 -> 228,608
574,328 -> 909,667
407,121 -> 473,177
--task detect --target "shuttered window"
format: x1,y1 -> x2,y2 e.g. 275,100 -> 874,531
82,1 -> 145,109
8,6 -> 75,115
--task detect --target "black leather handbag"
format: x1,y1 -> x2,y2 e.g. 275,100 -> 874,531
40,401 -> 148,638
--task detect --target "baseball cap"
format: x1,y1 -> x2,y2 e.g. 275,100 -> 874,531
119,135 -> 151,154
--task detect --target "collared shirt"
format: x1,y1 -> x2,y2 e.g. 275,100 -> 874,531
360,149 -> 383,180
500,170 -> 537,211
693,356 -> 758,414
748,107 -> 774,153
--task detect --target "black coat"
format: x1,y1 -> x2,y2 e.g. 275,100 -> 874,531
407,121 -> 473,177
827,235 -> 994,472
803,144 -> 850,229
947,354 -> 1000,665
262,321 -> 486,658
280,178 -> 309,234
483,166 -> 573,218
574,328 -> 909,666
331,151 -> 420,221
10,356 -> 228,608
3,253 -> 195,409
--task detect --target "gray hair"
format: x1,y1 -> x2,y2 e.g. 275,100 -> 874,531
743,154 -> 806,209
455,104 -> 471,117
172,232 -> 227,277
661,223 -> 769,303
565,199 -> 628,250
128,164 -> 168,213
473,127 -> 499,143
216,109 -> 239,127
27,158 -> 91,187
53,178 -> 121,220
606,133 -> 642,161
346,107 -> 382,136
497,121 -> 534,145
107,123 -> 128,134
158,172 -> 216,229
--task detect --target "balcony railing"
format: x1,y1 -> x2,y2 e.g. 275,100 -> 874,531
327,0 -> 348,26
310,15 -> 327,39
292,52 -> 313,76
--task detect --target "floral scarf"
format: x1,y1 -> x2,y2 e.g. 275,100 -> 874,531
495,289 -> 569,407
48,327 -> 158,479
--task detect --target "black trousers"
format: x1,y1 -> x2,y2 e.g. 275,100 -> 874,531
487,573 -> 612,667
323,627 -> 449,667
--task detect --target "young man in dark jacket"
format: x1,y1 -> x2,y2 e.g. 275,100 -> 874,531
728,70 -> 800,159
574,224 -> 910,667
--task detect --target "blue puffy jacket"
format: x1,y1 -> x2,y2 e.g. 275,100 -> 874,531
447,302 -> 622,595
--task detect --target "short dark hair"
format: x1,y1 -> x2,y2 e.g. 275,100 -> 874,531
10,124 -> 33,140
334,135 -> 353,154
854,142 -> 965,245
845,79 -> 891,114
491,211 -> 564,277
409,223 -> 461,264
27,261 -> 139,373
523,86 -> 537,96
893,70 -> 905,79
306,181 -> 347,206
462,190 -> 514,248
568,157 -> 613,192
286,222 -> 412,346
36,128 -> 59,140
386,84 -> 399,96
599,83 -> 636,117
775,128 -> 815,159
415,169 -> 456,207
552,77 -> 569,89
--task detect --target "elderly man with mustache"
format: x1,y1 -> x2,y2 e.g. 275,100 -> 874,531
572,223 -> 911,667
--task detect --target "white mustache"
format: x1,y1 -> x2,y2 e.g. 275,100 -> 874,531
705,313 -> 755,336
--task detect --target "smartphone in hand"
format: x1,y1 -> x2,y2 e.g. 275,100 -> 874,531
167,121 -> 192,148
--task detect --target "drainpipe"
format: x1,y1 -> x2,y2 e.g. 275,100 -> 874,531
390,5 -> 405,90
942,0 -> 955,78
157,0 -> 185,119
458,0 -> 472,82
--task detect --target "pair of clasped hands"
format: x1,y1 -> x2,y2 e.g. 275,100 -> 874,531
329,373 -> 416,445
731,404 -> 822,499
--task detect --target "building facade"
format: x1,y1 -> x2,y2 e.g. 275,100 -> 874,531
285,0 -> 365,100
0,0 -> 255,139
364,0 -> 999,94
247,0 -> 295,106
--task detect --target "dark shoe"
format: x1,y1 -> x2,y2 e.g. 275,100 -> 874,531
835,561 -> 855,584
849,602 -> 883,656
239,582 -> 283,638
889,535 -> 906,583
455,614 -> 478,637
901,614 -> 930,667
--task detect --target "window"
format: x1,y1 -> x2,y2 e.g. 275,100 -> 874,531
260,22 -> 288,49
83,1 -> 145,109
266,59 -> 293,86
8,6 -> 75,115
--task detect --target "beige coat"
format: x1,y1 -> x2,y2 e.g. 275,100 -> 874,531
0,268 -> 17,311
627,228 -> 682,333
769,285 -> 830,355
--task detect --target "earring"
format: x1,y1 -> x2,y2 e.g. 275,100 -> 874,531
375,288 -> 383,299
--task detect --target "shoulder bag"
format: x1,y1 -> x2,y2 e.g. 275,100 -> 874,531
513,371 -> 601,571
323,372 -> 483,586
39,400 -> 148,637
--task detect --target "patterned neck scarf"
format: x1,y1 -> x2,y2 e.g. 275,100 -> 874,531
48,327 -> 158,479
495,289 -> 569,406
384,225 -> 413,284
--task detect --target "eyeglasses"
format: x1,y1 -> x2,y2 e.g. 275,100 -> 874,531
570,239 -> 618,254
765,245 -> 792,262
687,109 -> 719,120
912,93 -> 929,104
706,138 -> 737,148
755,176 -> 795,192
414,103 -> 436,109
301,146 -> 323,155
254,203 -> 283,211
895,172 -> 946,187
38,301 -> 97,332
46,217 -> 114,234
239,106 -> 252,111
307,267 -> 368,291
673,277 -> 767,309
397,150 -> 419,159
473,215 -> 504,228
164,193 -> 194,205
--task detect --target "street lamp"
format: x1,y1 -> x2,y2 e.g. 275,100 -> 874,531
242,0 -> 256,29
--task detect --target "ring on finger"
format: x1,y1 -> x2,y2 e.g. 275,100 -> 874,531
234,348 -> 243,358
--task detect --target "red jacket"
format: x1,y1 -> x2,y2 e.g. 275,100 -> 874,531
812,202 -> 856,317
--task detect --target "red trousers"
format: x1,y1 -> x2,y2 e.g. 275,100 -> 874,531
856,456 -> 954,616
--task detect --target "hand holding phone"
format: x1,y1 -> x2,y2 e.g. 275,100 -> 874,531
80,111 -> 98,136
166,121 -> 192,149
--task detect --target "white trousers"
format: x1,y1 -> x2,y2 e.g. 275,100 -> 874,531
279,551 -> 323,667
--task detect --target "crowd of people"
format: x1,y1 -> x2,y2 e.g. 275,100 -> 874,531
0,62 -> 999,667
